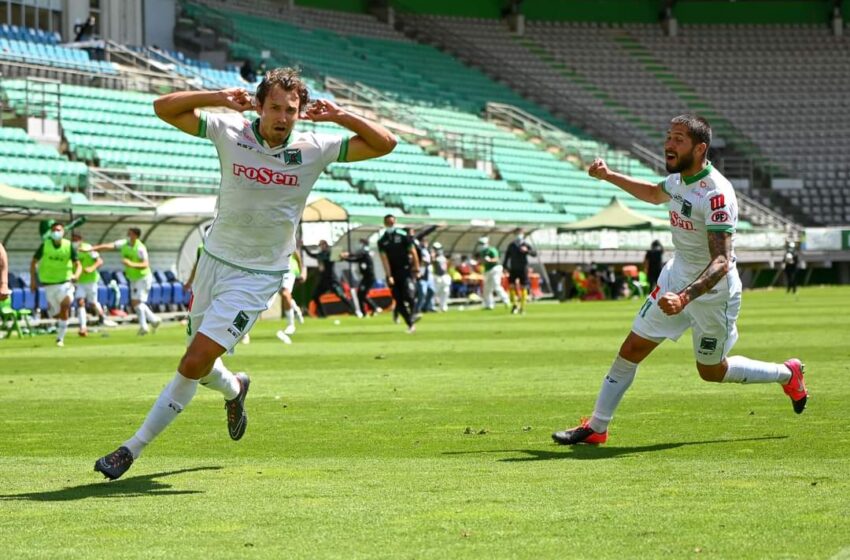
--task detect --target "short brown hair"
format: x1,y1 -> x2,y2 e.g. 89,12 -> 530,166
670,114 -> 712,149
255,67 -> 310,109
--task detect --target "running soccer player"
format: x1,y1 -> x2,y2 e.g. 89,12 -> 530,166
30,222 -> 81,347
552,115 -> 808,446
94,68 -> 397,479
72,232 -> 117,335
92,227 -> 162,335
276,250 -> 305,342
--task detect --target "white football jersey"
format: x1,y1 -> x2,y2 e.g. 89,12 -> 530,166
199,111 -> 348,273
660,163 -> 738,279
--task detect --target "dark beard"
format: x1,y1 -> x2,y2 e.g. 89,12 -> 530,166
665,151 -> 695,174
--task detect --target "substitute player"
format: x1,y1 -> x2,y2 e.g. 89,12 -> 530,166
72,232 -> 117,335
93,227 -> 161,335
30,222 -> 81,347
94,67 -> 396,479
552,115 -> 808,445
477,237 -> 509,310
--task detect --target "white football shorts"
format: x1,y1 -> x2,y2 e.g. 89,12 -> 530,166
188,253 -> 284,353
631,258 -> 741,365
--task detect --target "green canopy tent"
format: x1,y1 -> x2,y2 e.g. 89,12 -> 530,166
557,197 -> 669,232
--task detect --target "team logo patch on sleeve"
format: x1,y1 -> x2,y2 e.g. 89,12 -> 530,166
283,148 -> 302,165
710,194 -> 725,210
711,210 -> 730,223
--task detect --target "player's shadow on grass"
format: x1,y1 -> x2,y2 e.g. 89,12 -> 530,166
446,436 -> 788,462
0,466 -> 222,502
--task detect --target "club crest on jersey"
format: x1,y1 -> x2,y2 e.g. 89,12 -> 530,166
283,148 -> 302,165
681,200 -> 693,218
233,163 -> 299,186
669,211 -> 694,230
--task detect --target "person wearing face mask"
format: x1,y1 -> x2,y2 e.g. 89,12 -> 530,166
303,239 -> 360,319
378,214 -> 420,333
93,227 -> 162,335
341,238 -> 382,317
30,223 -> 81,347
72,232 -> 118,335
477,236 -> 510,311
503,228 -> 537,314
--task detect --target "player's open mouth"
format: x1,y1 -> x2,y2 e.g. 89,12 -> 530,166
665,153 -> 676,161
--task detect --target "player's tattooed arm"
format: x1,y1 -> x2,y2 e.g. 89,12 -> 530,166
658,231 -> 732,315
681,231 -> 733,303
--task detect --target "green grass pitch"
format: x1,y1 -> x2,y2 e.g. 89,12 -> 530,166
1,287 -> 848,559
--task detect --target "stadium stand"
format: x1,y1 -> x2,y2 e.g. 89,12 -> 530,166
402,13 -> 848,225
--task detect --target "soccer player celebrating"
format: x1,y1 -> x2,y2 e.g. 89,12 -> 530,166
552,115 -> 808,446
72,232 -> 117,335
94,68 -> 397,479
92,227 -> 162,335
30,222 -> 81,347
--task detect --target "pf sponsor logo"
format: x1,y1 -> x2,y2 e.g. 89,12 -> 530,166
711,210 -> 730,223
669,210 -> 694,230
233,163 -> 298,186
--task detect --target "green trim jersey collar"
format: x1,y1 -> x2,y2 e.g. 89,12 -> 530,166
252,118 -> 290,150
683,163 -> 713,185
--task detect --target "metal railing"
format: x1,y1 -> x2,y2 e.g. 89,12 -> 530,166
0,57 -> 192,94
89,167 -> 219,202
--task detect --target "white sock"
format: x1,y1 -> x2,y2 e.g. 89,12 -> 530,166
78,307 -> 87,330
56,320 -> 68,342
136,303 -> 148,330
123,373 -> 198,458
93,302 -> 105,319
293,302 -> 303,321
723,356 -> 792,384
141,303 -> 158,324
198,358 -> 240,400
589,356 -> 638,433
285,308 -> 295,328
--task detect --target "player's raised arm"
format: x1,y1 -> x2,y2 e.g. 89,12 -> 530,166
153,88 -> 253,137
588,158 -> 670,205
305,99 -> 397,162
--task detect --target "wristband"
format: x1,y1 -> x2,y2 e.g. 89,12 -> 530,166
676,291 -> 691,308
